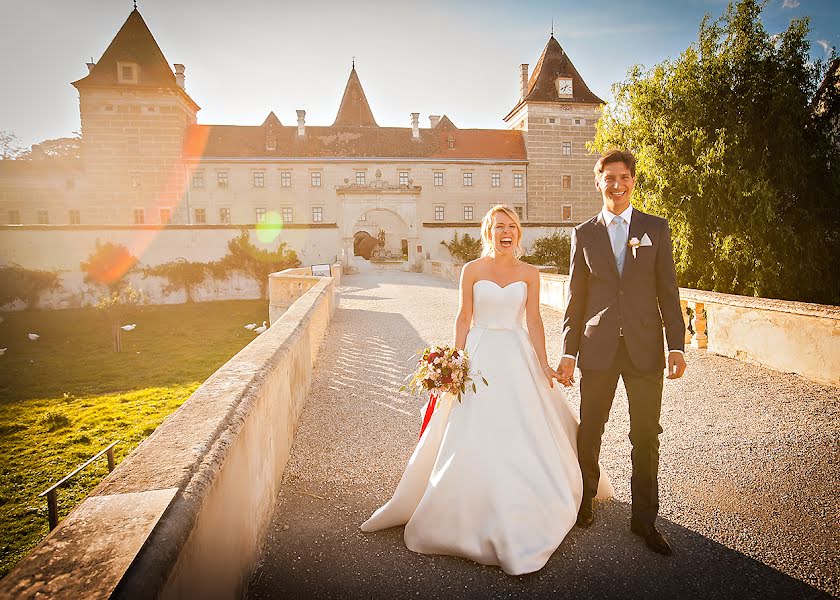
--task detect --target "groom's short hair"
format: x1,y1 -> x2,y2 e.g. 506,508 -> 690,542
594,150 -> 636,178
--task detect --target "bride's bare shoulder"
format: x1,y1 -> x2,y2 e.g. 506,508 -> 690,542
519,261 -> 541,282
462,257 -> 489,278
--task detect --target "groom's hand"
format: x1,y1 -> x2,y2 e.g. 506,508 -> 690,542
666,351 -> 687,379
558,357 -> 576,387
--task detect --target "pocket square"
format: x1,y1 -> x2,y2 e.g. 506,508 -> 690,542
640,233 -> 653,247
629,233 -> 653,258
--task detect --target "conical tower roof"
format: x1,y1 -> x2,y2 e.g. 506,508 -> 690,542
72,9 -> 179,90
509,36 -> 603,116
332,67 -> 378,127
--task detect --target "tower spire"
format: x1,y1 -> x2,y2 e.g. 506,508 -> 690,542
551,19 -> 554,37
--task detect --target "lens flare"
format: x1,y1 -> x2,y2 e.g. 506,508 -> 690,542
256,212 -> 284,243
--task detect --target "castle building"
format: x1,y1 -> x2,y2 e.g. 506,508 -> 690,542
0,8 -> 606,266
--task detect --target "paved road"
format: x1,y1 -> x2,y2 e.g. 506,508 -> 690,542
247,271 -> 839,600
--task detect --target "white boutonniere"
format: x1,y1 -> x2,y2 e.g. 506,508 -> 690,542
628,233 -> 653,258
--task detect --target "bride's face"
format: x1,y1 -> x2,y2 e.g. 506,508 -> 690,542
491,211 -> 519,256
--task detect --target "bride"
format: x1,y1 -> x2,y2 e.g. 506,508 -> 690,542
361,204 -> 611,575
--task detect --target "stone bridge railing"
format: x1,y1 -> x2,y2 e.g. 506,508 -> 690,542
0,266 -> 341,600
425,260 -> 839,387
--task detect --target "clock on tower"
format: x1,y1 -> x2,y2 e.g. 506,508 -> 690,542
556,77 -> 573,97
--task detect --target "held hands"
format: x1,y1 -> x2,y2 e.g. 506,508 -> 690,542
557,356 -> 576,387
542,365 -> 561,388
666,351 -> 687,379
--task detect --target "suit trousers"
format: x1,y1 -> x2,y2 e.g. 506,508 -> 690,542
578,338 -> 664,526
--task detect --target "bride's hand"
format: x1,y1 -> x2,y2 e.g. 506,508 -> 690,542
542,365 -> 561,388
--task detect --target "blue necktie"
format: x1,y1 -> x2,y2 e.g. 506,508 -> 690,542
611,216 -> 627,275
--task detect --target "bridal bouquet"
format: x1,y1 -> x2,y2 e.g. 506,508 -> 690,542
400,345 -> 487,403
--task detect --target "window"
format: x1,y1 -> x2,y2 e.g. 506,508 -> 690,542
562,142 -> 572,156
280,171 -> 291,187
133,209 -> 145,224
312,207 -> 323,222
447,136 -> 455,149
160,208 -> 172,223
355,171 -> 366,185
219,207 -> 231,223
266,138 -> 276,150
434,205 -> 445,221
574,118 -> 584,126
399,171 -> 409,186
514,173 -> 523,188
434,171 -> 444,186
194,208 -> 206,224
69,209 -> 81,225
117,61 -> 138,84
253,171 -> 265,188
491,172 -> 501,187
514,206 -> 524,220
464,206 -> 474,220
130,173 -> 141,189
562,175 -> 572,189
217,170 -> 229,188
549,118 -> 556,124
37,210 -> 49,224
255,208 -> 267,223
192,171 -> 204,189
462,172 -> 473,187
562,205 -> 572,221
282,207 -> 293,223
8,210 -> 20,224
311,171 -> 322,187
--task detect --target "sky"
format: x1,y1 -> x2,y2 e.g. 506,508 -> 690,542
1,0 -> 838,149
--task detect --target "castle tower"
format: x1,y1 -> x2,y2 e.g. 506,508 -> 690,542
504,36 -> 604,223
72,8 -> 200,224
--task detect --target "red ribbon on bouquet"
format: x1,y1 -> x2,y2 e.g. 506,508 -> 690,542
419,392 -> 438,439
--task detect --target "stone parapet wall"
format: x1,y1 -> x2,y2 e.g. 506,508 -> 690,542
0,273 -> 337,599
424,261 -> 840,387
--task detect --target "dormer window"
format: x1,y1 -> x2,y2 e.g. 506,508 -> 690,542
266,138 -> 276,151
117,61 -> 139,84
447,134 -> 456,149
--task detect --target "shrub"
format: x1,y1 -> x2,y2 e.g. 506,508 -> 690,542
143,259 -> 211,303
214,229 -> 301,299
41,411 -> 71,431
80,240 -> 138,294
0,264 -> 61,308
521,231 -> 572,274
440,232 -> 482,264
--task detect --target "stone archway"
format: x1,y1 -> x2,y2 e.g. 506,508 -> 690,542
346,207 -> 413,267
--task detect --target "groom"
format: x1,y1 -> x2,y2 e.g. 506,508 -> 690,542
558,150 -> 686,555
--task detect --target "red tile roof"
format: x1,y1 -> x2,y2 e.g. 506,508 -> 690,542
183,123 -> 526,161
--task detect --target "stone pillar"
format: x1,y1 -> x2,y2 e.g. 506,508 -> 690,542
411,113 -> 420,139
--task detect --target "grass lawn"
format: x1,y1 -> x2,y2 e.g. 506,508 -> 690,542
0,299 -> 268,577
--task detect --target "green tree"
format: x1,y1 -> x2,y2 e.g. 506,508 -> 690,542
143,259 -> 210,303
440,232 -> 482,264
80,240 -> 138,294
521,232 -> 572,274
215,229 -> 301,299
592,0 -> 840,305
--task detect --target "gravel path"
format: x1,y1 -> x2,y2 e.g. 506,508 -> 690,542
246,271 -> 839,600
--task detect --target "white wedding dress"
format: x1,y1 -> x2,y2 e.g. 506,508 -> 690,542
361,280 -> 612,575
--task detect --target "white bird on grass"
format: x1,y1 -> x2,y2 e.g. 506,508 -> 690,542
28,333 -> 39,341
121,324 -> 137,331
254,321 -> 268,334
244,323 -> 257,330
0,348 -> 6,356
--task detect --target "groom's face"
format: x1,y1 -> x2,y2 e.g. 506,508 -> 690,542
595,161 -> 636,214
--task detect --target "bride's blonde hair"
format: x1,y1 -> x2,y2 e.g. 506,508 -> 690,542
480,204 -> 523,257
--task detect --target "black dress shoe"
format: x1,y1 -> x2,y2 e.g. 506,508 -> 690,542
630,521 -> 672,555
576,498 -> 594,528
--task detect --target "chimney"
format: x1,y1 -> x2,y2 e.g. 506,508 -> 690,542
174,64 -> 185,89
86,62 -> 96,73
297,110 -> 306,137
411,112 -> 420,140
520,64 -> 529,101
429,115 -> 441,128
31,144 -> 45,160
